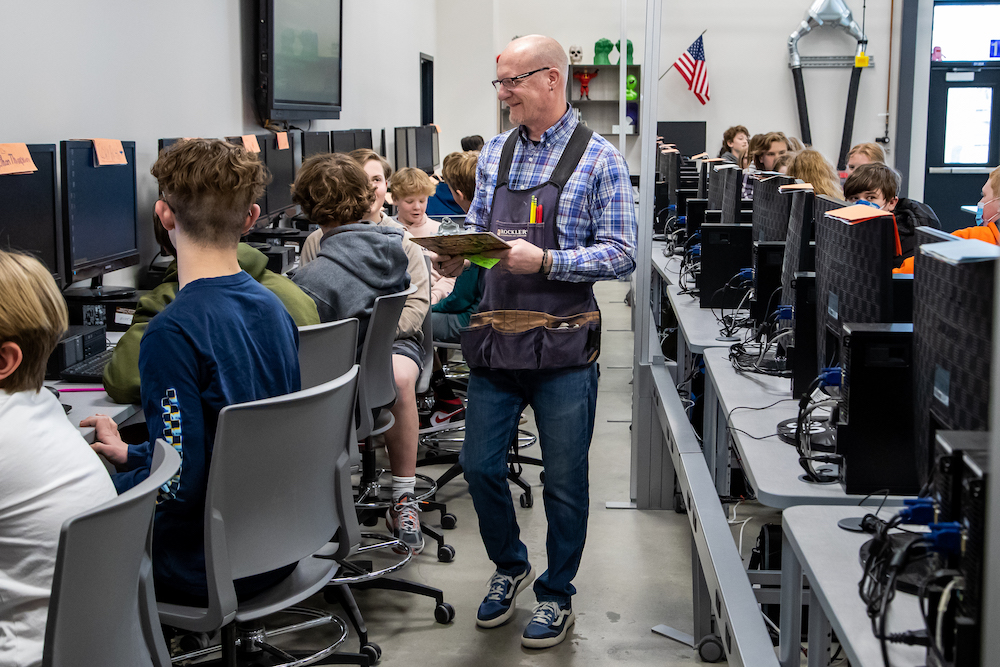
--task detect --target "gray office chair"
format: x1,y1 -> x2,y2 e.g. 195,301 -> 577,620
43,440 -> 180,667
298,318 -> 360,390
160,368 -> 359,665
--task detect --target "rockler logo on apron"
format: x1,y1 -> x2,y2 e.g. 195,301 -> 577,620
461,124 -> 603,370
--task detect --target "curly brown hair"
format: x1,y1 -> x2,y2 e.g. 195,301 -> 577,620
293,153 -> 375,227
151,138 -> 269,246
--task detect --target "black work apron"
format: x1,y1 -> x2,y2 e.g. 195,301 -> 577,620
461,124 -> 601,370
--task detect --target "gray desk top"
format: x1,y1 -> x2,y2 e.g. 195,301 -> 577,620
651,241 -> 682,283
702,348 -> 908,509
666,285 -> 738,355
49,383 -> 141,444
783,506 -> 926,667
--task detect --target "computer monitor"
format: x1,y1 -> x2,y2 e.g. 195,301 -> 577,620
779,190 -> 816,308
416,125 -> 435,174
264,134 -> 295,218
60,140 -> 139,296
752,175 -> 796,242
406,128 -> 418,169
431,126 -> 440,169
158,138 -> 183,153
814,207 -> 897,369
0,144 -> 64,286
913,237 -> 993,485
331,129 -> 355,154
353,129 -> 373,150
707,164 -> 727,210
302,131 -> 330,157
663,152 -> 680,207
718,166 -> 742,224
394,127 -> 408,169
697,161 -> 708,198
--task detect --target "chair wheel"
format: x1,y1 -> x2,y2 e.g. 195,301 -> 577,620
441,513 -> 457,530
437,544 -> 456,562
434,602 -> 456,624
520,492 -> 533,508
363,516 -> 379,527
697,635 -> 725,662
539,470 -> 545,484
424,450 -> 438,459
361,642 -> 381,664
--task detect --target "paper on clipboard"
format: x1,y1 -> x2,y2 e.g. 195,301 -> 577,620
409,231 -> 511,257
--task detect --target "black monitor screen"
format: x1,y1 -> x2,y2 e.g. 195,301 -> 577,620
719,167 -> 742,224
0,144 -> 62,285
752,175 -> 795,242
61,141 -> 139,284
331,130 -> 355,154
272,0 -> 342,109
913,242 -> 994,484
416,126 -> 435,173
265,135 -> 295,215
779,190 -> 815,307
353,129 -> 373,150
302,131 -> 330,157
814,209 -> 896,368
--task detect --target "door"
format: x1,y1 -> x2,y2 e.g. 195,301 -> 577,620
924,65 -> 1000,230
420,53 -> 434,126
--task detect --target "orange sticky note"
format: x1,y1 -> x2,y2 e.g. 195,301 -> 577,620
276,132 -> 289,150
779,183 -> 814,192
91,139 -> 127,166
826,204 -> 893,223
242,135 -> 261,153
0,143 -> 38,175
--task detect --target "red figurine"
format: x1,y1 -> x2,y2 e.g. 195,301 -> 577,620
573,69 -> 598,100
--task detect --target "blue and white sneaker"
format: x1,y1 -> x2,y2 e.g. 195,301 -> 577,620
475,564 -> 535,628
521,601 -> 575,648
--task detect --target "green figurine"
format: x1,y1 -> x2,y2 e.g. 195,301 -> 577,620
625,74 -> 638,101
615,39 -> 634,65
594,38 -> 613,65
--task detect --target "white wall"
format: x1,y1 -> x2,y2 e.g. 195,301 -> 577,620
434,0 -> 906,176
2,0 -> 435,288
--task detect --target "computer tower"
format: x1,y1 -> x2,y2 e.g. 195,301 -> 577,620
788,272 -> 818,397
675,188 -> 697,217
955,447 -> 987,667
836,323 -> 918,496
699,223 -> 752,310
751,241 -> 785,325
932,431 -> 989,525
65,294 -> 142,332
685,199 -> 708,238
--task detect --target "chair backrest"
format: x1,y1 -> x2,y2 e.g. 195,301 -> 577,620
202,367 -> 360,620
415,256 -> 435,394
356,286 -> 414,440
298,318 -> 359,390
43,440 -> 180,667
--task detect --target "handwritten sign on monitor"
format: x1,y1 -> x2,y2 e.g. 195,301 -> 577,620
0,144 -> 38,175
276,132 -> 289,150
91,139 -> 128,166
241,135 -> 261,153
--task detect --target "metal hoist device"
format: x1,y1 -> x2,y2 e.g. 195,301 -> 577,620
788,0 -> 872,170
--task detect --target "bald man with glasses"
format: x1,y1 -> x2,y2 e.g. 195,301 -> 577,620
438,34 -> 636,649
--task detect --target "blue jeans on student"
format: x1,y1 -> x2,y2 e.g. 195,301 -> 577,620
459,363 -> 599,605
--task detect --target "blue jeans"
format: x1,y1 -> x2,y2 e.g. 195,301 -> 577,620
459,363 -> 599,605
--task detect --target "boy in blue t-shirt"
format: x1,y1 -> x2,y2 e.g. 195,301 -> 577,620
83,138 -> 301,604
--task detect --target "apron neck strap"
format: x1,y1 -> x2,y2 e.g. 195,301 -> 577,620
496,123 -> 595,191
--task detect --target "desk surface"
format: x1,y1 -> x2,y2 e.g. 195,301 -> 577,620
666,285 -> 738,355
783,506 -> 926,667
49,383 -> 141,444
702,348 -> 908,508
651,241 -> 682,283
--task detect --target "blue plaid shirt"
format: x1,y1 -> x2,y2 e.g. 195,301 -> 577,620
467,106 -> 637,282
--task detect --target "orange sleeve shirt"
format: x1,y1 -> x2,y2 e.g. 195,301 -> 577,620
893,221 -> 1000,274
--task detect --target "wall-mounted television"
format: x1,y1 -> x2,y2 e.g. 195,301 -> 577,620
255,0 -> 343,122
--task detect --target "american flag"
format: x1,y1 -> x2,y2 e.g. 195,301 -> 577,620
674,35 -> 710,105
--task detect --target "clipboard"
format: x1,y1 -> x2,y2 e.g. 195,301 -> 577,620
409,231 -> 511,256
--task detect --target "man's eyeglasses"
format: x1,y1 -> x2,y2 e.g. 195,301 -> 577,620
491,67 -> 552,91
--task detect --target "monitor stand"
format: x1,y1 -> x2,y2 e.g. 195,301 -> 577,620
63,277 -> 136,300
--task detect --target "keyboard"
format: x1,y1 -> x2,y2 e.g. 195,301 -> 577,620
60,347 -> 115,384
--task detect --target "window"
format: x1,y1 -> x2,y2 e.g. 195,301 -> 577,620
944,87 -> 993,164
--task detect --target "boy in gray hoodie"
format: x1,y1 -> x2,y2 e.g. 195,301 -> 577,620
290,153 -> 425,552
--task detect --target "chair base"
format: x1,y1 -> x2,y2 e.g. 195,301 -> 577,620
170,608 -> 348,667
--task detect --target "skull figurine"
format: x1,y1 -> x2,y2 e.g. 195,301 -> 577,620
568,45 -> 583,64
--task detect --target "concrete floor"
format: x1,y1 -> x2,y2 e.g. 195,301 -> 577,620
272,280 -> 714,665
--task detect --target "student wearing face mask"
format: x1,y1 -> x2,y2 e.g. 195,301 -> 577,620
843,163 -> 940,267
893,165 -> 999,274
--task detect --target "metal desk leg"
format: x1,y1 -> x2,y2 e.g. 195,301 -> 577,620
806,575 -> 832,667
692,533 -> 715,643
702,370 -> 718,472
778,531 -> 803,667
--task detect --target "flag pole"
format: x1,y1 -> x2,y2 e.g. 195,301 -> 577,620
658,29 -> 707,80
